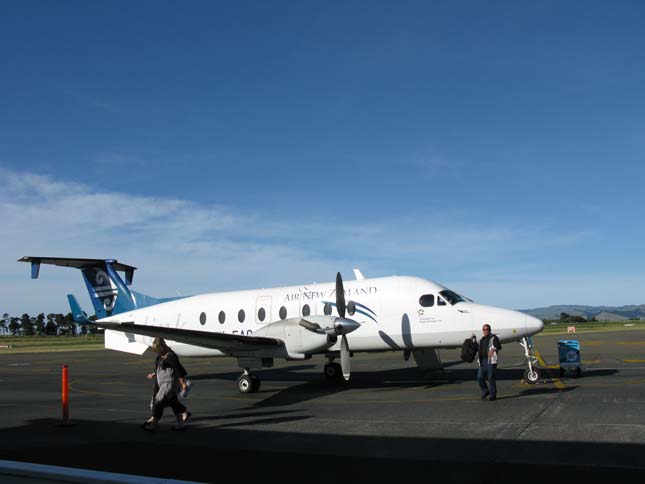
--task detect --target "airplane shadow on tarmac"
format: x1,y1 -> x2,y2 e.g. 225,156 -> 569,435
187,365 -> 598,408
1,416 -> 644,484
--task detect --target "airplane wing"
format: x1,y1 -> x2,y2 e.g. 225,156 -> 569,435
97,321 -> 284,355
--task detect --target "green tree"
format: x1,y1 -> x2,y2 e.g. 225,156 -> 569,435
9,317 -> 20,335
45,313 -> 58,335
55,313 -> 64,334
67,312 -> 77,336
21,313 -> 34,336
35,313 -> 46,336
58,313 -> 77,336
0,313 -> 8,335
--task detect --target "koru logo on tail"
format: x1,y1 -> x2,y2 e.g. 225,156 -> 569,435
87,267 -> 118,313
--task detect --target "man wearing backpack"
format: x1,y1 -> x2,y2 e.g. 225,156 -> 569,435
477,324 -> 502,401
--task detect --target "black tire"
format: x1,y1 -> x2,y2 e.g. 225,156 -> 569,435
324,363 -> 343,381
576,366 -> 582,378
238,375 -> 254,393
524,368 -> 541,384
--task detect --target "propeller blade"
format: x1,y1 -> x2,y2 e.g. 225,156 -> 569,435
299,319 -> 322,332
336,272 -> 346,319
340,334 -> 351,381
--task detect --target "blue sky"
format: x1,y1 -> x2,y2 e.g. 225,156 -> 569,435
1,1 -> 644,316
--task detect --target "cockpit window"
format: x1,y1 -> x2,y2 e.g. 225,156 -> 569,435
439,289 -> 466,305
419,294 -> 435,307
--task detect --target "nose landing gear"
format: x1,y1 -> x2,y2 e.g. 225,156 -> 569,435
520,336 -> 542,384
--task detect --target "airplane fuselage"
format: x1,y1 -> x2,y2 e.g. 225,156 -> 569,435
103,275 -> 544,358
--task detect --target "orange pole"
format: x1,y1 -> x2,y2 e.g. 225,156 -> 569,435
62,364 -> 69,422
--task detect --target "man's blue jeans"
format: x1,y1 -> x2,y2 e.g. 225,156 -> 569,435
477,363 -> 497,398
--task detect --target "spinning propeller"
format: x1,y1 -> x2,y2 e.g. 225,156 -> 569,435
299,272 -> 360,380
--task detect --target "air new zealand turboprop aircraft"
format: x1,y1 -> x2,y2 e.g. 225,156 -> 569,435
19,256 -> 544,393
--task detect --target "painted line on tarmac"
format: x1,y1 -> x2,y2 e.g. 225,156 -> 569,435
535,349 -> 566,390
541,359 -> 601,367
69,380 -> 127,398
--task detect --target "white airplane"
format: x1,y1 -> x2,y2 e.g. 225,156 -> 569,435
19,256 -> 544,392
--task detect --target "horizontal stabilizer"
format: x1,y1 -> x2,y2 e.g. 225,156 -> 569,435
18,256 -> 137,284
105,329 -> 149,355
19,256 -> 138,318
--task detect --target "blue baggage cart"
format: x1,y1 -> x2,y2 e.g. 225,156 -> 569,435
558,340 -> 582,377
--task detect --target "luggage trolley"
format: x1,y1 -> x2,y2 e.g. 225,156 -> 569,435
558,340 -> 582,377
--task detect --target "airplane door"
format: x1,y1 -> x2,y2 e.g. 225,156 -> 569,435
255,296 -> 272,325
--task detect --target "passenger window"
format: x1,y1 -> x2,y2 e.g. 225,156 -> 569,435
347,301 -> 356,316
437,296 -> 446,306
218,311 -> 226,323
419,295 -> 435,307
238,309 -> 245,323
323,303 -> 332,315
258,307 -> 266,322
199,312 -> 207,325
302,304 -> 310,317
279,306 -> 287,319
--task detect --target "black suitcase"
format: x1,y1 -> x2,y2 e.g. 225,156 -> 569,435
460,336 -> 478,362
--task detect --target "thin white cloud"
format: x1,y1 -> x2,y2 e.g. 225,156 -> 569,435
0,167 -> 613,316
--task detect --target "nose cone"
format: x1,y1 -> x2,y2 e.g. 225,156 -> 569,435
525,314 -> 544,335
335,317 -> 361,335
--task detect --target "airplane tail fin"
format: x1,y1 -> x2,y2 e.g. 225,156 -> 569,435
67,294 -> 89,323
19,257 -> 138,318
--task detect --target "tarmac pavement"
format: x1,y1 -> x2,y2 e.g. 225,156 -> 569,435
2,329 -> 645,483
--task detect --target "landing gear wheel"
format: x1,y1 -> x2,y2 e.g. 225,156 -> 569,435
524,367 -> 541,384
238,374 -> 260,393
324,362 -> 343,381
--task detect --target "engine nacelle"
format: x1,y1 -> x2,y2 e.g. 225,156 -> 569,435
254,318 -> 333,357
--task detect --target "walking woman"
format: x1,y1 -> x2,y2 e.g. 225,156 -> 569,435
142,337 -> 192,431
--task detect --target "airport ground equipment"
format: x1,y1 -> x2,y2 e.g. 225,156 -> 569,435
558,340 -> 582,377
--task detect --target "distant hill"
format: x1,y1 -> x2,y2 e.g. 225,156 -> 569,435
519,304 -> 645,321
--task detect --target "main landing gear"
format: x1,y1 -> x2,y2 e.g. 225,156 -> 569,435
323,354 -> 344,382
237,369 -> 261,393
520,336 -> 542,384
